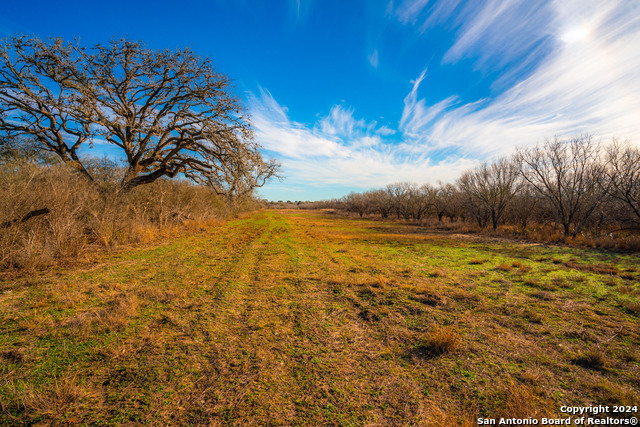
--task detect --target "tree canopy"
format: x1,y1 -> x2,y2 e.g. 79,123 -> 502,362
0,36 -> 279,196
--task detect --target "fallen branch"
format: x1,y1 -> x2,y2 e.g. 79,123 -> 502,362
1,208 -> 50,228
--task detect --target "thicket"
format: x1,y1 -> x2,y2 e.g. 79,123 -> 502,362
320,136 -> 640,250
0,140 -> 260,271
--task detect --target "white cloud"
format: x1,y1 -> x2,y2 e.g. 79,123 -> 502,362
368,49 -> 379,68
399,68 -> 459,139
375,125 -> 396,136
396,0 -> 640,157
318,105 -> 365,138
249,89 -> 348,159
443,0 -> 555,72
257,0 -> 640,197
394,0 -> 431,25
248,89 -> 473,189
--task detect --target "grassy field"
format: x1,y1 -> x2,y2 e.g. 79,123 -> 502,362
1,209 -> 639,425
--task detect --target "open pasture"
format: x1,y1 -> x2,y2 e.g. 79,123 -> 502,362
1,210 -> 638,425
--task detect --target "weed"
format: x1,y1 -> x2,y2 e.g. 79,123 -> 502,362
572,350 -> 607,370
621,300 -> 640,316
414,326 -> 460,356
495,263 -> 513,272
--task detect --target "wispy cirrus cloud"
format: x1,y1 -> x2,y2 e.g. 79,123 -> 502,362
393,0 -> 430,25
395,0 -> 640,157
248,89 -> 348,160
256,0 -> 640,199
249,89 -> 473,191
368,49 -> 379,68
399,68 -> 458,139
442,0 -> 555,72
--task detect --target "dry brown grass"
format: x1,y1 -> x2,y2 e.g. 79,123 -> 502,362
495,383 -> 553,420
495,263 -> 513,272
416,326 -> 460,356
572,349 -> 608,370
1,209 -> 639,425
0,159 -> 254,271
18,376 -> 96,418
424,402 -> 477,427
621,300 -> 640,315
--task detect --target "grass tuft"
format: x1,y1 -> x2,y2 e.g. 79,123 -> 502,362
621,300 -> 640,316
572,350 -> 607,370
415,326 -> 460,357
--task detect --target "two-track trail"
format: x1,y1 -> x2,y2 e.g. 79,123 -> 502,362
1,210 -> 639,425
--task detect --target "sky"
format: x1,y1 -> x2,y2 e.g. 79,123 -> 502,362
2,0 -> 640,201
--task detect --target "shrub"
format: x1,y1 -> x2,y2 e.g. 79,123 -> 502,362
0,158 -> 255,271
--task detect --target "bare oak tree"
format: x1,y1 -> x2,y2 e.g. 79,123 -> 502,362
0,36 -> 279,196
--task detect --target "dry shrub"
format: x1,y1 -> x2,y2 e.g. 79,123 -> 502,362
0,158 -> 253,271
495,263 -> 512,272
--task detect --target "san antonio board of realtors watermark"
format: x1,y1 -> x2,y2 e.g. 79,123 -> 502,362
477,405 -> 638,425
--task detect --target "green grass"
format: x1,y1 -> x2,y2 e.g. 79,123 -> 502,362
0,209 -> 638,425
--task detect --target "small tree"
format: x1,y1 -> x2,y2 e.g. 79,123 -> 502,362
0,36 -> 278,196
458,158 -> 520,230
344,192 -> 369,217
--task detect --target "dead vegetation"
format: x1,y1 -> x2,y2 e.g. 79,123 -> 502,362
0,156 -> 259,271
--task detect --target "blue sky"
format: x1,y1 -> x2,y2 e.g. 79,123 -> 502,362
2,0 -> 640,201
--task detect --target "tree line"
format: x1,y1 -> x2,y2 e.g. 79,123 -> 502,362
330,135 -> 640,239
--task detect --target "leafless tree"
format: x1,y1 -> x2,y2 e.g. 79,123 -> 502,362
517,135 -> 609,238
432,183 -> 464,222
405,184 -> 435,220
0,36 -> 279,196
505,181 -> 540,232
458,158 -> 521,230
386,183 -> 411,219
605,139 -> 640,228
364,189 -> 391,218
344,192 -> 370,217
